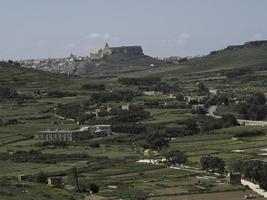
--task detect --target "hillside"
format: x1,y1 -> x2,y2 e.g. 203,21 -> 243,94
0,41 -> 267,200
148,40 -> 267,95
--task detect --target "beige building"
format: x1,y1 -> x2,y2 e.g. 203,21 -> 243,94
90,43 -> 143,60
34,125 -> 111,142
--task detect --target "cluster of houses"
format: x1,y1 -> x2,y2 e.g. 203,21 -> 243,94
19,54 -> 87,74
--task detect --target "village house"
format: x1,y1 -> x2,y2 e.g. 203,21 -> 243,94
184,95 -> 206,103
17,174 -> 28,181
192,104 -> 206,111
47,176 -> 63,186
227,172 -> 241,185
121,103 -> 130,111
209,89 -> 218,95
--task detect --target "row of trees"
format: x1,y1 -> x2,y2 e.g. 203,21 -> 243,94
180,114 -> 238,135
230,160 -> 267,190
0,150 -> 91,164
201,114 -> 239,133
81,83 -> 105,91
234,130 -> 264,138
47,90 -> 76,98
139,82 -> 181,94
90,90 -> 134,103
111,106 -> 150,122
118,77 -> 161,86
111,123 -> 147,134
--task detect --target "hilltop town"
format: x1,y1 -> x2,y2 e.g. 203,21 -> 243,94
18,43 -> 161,76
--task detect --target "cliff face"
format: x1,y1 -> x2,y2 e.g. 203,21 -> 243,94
109,46 -> 144,55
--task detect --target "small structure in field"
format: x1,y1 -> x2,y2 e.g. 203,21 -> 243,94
17,174 -> 28,181
47,176 -> 63,186
227,172 -> 241,185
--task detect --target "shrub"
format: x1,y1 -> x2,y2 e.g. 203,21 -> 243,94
0,86 -> 18,100
81,83 -> 105,91
89,142 -> 100,148
35,171 -> 47,184
89,183 -> 99,193
200,155 -> 225,173
234,130 -> 264,138
165,150 -> 187,165
47,90 -> 76,98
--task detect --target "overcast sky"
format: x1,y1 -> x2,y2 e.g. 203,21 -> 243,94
1,0 -> 267,60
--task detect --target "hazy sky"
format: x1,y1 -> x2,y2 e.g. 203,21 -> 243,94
1,0 -> 267,60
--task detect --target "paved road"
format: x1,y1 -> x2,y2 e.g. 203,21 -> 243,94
207,105 -> 267,126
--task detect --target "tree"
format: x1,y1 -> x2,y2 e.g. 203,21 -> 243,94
89,142 -> 100,148
145,130 -> 169,151
165,150 -> 187,165
221,114 -> 239,127
89,183 -> 99,193
247,93 -> 266,105
198,82 -> 208,92
0,86 -> 17,100
200,155 -> 225,174
184,119 -> 199,134
71,167 -> 80,191
35,171 -> 47,184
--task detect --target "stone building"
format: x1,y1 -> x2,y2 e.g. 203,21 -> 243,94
34,125 -> 111,142
227,172 -> 241,185
90,43 -> 144,60
47,176 -> 63,186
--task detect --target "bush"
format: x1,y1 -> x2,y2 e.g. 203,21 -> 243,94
118,77 -> 161,86
200,155 -> 225,173
47,90 -> 76,98
89,142 -> 100,148
239,93 -> 267,120
89,183 -> 99,193
234,130 -> 264,138
90,90 -> 134,103
35,171 -> 47,184
145,130 -> 169,150
165,150 -> 187,165
0,86 -> 18,100
81,83 -> 105,91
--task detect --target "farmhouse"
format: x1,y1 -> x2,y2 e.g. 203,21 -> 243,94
227,172 -> 241,185
34,125 -> 111,142
47,176 -> 63,186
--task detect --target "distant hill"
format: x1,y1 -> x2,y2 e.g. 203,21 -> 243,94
0,61 -> 77,93
19,44 -> 165,78
180,40 -> 267,73
152,40 -> 267,79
